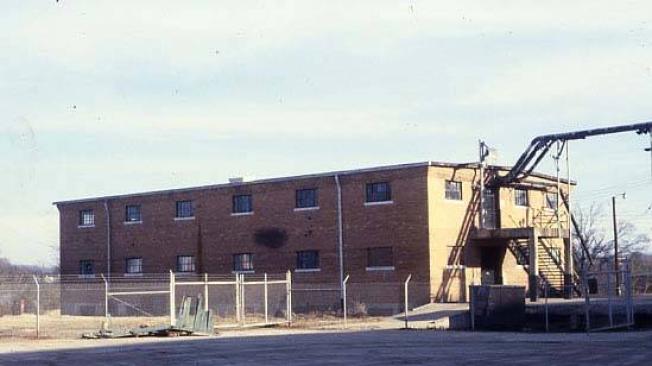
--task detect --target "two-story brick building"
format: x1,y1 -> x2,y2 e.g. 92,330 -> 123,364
55,161 -> 574,307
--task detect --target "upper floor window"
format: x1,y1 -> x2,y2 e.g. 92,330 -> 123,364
366,182 -> 391,203
126,257 -> 143,274
233,253 -> 254,272
80,260 -> 94,275
296,188 -> 318,208
545,193 -> 558,210
79,209 -> 95,227
125,204 -> 142,222
233,195 -> 253,213
176,200 -> 194,218
445,180 -> 463,200
514,189 -> 529,207
177,255 -> 196,273
367,246 -> 394,269
296,250 -> 319,270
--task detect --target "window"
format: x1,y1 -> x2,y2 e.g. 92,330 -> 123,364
233,253 -> 254,272
125,205 -> 141,222
233,195 -> 253,213
367,247 -> 394,269
445,180 -> 463,200
126,257 -> 143,274
366,182 -> 391,203
176,255 -> 196,273
79,260 -> 94,275
296,250 -> 319,270
79,209 -> 94,226
296,188 -> 318,208
176,200 -> 194,218
514,189 -> 528,207
545,193 -> 558,210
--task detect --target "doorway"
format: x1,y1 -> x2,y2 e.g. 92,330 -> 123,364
480,246 -> 505,285
482,188 -> 499,229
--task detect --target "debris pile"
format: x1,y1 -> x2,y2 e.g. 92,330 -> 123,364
82,295 -> 214,339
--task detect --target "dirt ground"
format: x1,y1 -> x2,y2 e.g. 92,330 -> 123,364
0,328 -> 651,365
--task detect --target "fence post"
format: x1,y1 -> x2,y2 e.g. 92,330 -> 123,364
169,270 -> 176,326
470,285 -> 475,331
607,271 -> 613,328
544,281 -> 549,332
625,262 -> 634,326
241,273 -> 246,323
342,274 -> 350,328
32,275 -> 40,339
235,273 -> 241,323
101,273 -> 109,319
204,273 -> 209,312
582,269 -> 590,332
286,270 -> 292,325
264,273 -> 269,324
404,274 -> 412,329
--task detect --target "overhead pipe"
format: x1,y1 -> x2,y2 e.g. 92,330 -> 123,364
499,121 -> 652,185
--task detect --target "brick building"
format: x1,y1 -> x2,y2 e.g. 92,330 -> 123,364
55,161 -> 574,307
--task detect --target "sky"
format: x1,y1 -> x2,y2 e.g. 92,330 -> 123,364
1,0 -> 651,266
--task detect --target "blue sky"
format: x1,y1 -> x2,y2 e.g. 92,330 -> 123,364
1,1 -> 651,265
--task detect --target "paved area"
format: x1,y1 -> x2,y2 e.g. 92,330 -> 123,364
1,328 -> 651,365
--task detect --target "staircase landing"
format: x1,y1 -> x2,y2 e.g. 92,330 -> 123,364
472,227 -> 568,240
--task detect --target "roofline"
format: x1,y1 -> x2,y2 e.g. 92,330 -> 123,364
52,160 -> 574,206
53,161 -> 433,206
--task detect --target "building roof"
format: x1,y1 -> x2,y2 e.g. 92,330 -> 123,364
53,160 -> 574,206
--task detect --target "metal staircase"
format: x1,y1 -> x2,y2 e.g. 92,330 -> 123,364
508,238 -> 582,298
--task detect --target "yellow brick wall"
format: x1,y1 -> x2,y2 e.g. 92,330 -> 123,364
427,165 -> 575,302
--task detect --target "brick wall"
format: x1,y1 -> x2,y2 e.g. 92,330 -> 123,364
57,162 -> 573,305
58,166 -> 431,294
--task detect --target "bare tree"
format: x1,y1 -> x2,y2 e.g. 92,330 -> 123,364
573,203 -> 650,271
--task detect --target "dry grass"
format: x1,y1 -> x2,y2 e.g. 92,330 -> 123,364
0,310 -> 389,339
0,311 -> 168,339
290,312 -> 385,329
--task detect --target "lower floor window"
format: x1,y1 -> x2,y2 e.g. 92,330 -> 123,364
177,255 -> 196,272
80,260 -> 94,275
296,250 -> 319,270
367,247 -> 394,268
233,253 -> 254,272
126,257 -> 143,273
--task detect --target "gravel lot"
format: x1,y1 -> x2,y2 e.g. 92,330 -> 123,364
0,328 -> 651,365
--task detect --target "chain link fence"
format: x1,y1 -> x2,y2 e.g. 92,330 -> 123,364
291,275 -> 430,328
581,265 -> 635,332
0,272 -> 291,339
0,272 -> 429,338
